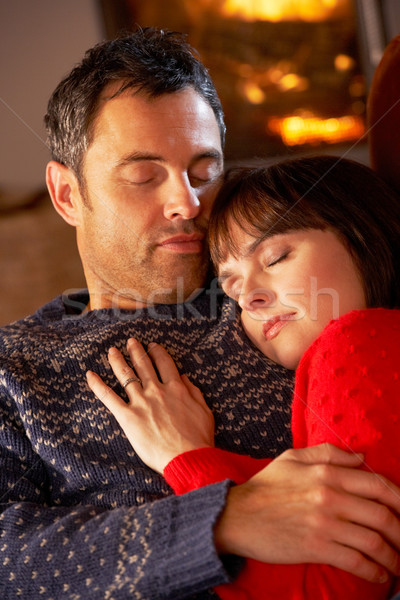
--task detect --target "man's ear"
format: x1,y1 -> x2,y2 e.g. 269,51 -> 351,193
46,161 -> 83,226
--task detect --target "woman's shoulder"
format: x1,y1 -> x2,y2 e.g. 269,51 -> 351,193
299,308 -> 400,373
323,307 -> 400,340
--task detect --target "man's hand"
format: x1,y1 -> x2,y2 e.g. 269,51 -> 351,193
215,443 -> 400,583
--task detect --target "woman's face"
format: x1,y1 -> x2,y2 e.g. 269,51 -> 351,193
218,226 -> 366,370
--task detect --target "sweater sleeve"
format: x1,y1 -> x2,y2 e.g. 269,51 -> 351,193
0,393 -> 234,600
164,447 -> 271,494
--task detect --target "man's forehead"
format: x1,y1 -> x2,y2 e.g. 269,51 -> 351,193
89,84 -> 179,145
93,83 -> 218,133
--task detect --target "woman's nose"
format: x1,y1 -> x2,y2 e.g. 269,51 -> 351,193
238,283 -> 276,312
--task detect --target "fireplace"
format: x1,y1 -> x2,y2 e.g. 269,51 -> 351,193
100,0 -> 368,161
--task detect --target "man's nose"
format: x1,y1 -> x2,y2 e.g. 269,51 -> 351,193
163,174 -> 201,221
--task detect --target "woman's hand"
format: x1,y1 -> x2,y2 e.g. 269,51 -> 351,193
86,339 -> 215,473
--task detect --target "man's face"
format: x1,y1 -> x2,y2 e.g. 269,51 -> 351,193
75,85 -> 224,309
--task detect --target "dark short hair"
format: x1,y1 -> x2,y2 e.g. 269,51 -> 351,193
44,27 -> 225,179
209,155 -> 400,308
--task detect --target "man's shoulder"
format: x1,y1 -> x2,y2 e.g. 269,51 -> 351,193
0,290 -> 88,350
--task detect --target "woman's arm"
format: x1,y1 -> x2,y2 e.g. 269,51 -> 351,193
86,334 -> 400,599
292,309 -> 400,478
164,446 -> 271,493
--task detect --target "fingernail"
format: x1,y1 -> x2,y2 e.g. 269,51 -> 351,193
378,571 -> 388,584
108,347 -> 118,355
127,338 -> 137,346
148,342 -> 157,349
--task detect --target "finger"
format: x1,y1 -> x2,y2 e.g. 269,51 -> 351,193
107,347 -> 142,390
334,469 -> 400,543
324,540 -> 389,584
281,443 -> 364,468
329,508 -> 400,576
309,457 -> 400,518
181,374 -> 209,406
126,338 -> 160,384
304,469 -> 400,571
147,342 -> 181,383
86,370 -> 131,416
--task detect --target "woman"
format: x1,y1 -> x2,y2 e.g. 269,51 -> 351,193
87,156 -> 400,599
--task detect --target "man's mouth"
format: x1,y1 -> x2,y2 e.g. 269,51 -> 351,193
158,234 -> 205,254
262,313 -> 296,341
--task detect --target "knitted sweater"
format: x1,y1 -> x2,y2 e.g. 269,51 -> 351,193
0,289 -> 293,600
164,309 -> 400,599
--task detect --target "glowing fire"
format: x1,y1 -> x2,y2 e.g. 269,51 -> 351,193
194,0 -> 363,149
220,0 -> 349,22
268,113 -> 365,146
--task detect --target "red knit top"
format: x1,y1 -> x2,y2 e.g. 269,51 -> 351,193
164,309 -> 400,599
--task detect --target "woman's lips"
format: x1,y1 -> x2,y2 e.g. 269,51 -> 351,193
262,313 -> 296,341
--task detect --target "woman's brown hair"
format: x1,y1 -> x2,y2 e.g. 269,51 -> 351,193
209,155 -> 400,308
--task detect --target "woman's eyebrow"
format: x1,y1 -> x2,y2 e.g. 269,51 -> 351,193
217,268 -> 233,282
245,235 -> 273,257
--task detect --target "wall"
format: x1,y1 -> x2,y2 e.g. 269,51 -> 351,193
0,1 -> 103,324
0,0 -> 104,197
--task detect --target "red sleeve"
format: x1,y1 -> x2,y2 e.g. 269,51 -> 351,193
164,309 -> 399,600
164,447 -> 271,494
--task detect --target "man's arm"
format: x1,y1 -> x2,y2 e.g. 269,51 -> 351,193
165,444 -> 400,587
0,400 -> 236,600
214,444 -> 400,583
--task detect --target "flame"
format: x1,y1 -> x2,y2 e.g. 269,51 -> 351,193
278,73 -> 309,92
334,54 -> 355,71
268,113 -> 365,146
242,81 -> 266,104
220,0 -> 348,22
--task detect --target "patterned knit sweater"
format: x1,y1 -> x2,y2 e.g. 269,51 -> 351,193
0,289 -> 293,600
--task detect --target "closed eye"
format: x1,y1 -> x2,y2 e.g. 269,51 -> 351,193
189,156 -> 223,188
268,251 -> 290,268
219,276 -> 242,300
189,175 -> 214,187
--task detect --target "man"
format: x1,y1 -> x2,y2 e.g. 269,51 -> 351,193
1,28 -> 399,599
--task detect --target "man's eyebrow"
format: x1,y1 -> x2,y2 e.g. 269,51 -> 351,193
116,149 -> 223,168
192,150 -> 223,161
116,152 -> 165,167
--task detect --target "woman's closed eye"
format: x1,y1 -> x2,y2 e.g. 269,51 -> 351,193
219,277 -> 242,300
266,250 -> 290,268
